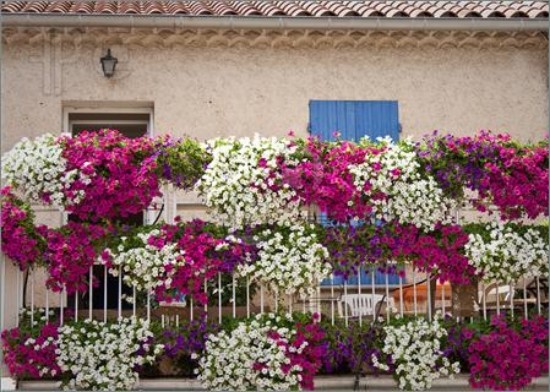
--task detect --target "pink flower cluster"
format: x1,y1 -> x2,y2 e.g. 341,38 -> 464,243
1,187 -> 43,270
37,222 -> 109,294
60,129 -> 162,222
391,224 -> 475,285
260,315 -> 326,390
1,323 -> 61,379
468,315 -> 548,391
144,219 -> 255,305
282,138 -> 383,222
481,145 -> 548,220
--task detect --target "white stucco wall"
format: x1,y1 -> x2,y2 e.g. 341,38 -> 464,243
1,31 -> 548,151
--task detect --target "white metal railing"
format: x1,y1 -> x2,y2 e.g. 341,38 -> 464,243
12,263 -> 547,330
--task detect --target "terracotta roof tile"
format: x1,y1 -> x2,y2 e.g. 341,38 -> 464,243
1,0 -> 547,19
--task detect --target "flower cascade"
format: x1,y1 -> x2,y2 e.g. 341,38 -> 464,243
1,134 -> 90,208
196,135 -> 304,229
37,222 -> 108,295
237,224 -> 331,298
373,315 -> 460,391
56,317 -> 163,391
0,187 -> 44,270
100,230 -> 186,296
350,138 -> 455,231
198,313 -> 325,391
468,315 -> 548,391
59,129 -> 162,221
464,221 -> 548,282
1,322 -> 61,380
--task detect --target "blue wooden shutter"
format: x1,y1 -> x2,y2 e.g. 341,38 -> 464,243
312,100 -> 401,286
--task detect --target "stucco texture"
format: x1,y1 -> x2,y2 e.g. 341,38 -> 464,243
1,37 -> 548,152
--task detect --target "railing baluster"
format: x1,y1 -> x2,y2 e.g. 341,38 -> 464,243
385,267 -> 390,322
16,269 -> 21,327
330,273 -> 335,325
344,280 -> 348,327
190,297 -> 194,321
399,275 -> 404,317
482,281 -> 487,321
371,269 -> 376,319
495,281 -> 500,316
218,273 -> 222,323
89,266 -> 93,320
74,290 -> 78,322
203,278 -> 207,320
118,266 -> 122,320
245,277 -> 250,318
426,273 -> 432,321
317,285 -> 321,322
536,277 -> 541,315
161,314 -> 165,328
30,268 -> 35,326
412,269 -> 417,317
45,283 -> 50,322
232,276 -> 236,318
60,286 -> 65,326
358,268 -> 362,326
510,283 -> 515,319
104,265 -> 107,323
176,314 -> 179,328
523,276 -> 529,320
441,280 -> 446,316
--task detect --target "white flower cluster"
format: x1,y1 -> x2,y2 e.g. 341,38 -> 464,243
196,135 -> 305,229
1,134 -> 90,209
57,317 -> 163,391
350,139 -> 455,231
101,231 -> 185,293
198,313 -> 304,391
465,221 -> 548,282
374,315 -> 460,391
237,224 -> 331,298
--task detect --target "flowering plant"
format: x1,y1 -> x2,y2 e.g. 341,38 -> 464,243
281,137 -> 375,223
100,229 -> 186,296
1,134 -> 89,208
323,221 -> 474,285
198,313 -> 325,391
158,318 -> 220,377
56,317 -> 163,391
1,187 -> 45,270
37,222 -> 108,294
1,316 -> 61,380
59,129 -> 162,221
153,135 -> 210,189
350,138 -> 455,231
468,315 -> 548,390
237,224 -> 331,298
417,131 -> 548,220
196,135 -> 304,229
464,221 -> 548,282
159,219 -> 255,305
373,315 -> 460,391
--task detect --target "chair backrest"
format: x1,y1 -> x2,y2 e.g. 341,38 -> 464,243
338,294 -> 387,317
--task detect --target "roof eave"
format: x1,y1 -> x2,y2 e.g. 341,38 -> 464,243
1,14 -> 548,32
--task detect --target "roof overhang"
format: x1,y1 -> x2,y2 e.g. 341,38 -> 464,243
2,14 -> 548,32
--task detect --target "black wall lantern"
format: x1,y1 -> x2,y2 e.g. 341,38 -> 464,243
100,49 -> 118,78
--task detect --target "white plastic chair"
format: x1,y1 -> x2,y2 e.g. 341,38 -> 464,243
338,294 -> 394,318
